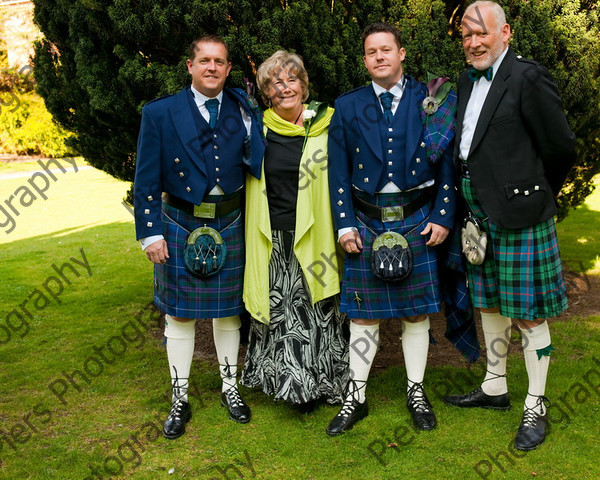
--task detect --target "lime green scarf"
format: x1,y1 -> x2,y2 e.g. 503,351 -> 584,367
263,102 -> 333,138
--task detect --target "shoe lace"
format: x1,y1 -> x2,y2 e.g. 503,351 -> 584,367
171,365 -> 189,402
522,394 -> 550,428
220,356 -> 237,391
224,387 -> 244,408
167,398 -> 186,421
339,379 -> 366,417
480,371 -> 508,395
407,381 -> 432,413
482,370 -> 507,383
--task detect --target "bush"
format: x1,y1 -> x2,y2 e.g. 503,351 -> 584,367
0,91 -> 74,157
31,0 -> 600,217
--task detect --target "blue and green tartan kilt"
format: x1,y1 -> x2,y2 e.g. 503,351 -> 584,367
340,190 -> 442,320
153,202 -> 244,319
460,177 -> 567,320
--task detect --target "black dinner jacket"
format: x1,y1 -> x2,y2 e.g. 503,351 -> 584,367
454,47 -> 576,229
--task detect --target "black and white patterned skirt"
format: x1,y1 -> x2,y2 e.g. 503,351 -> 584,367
241,230 -> 349,404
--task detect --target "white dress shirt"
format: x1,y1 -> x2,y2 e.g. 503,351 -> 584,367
459,47 -> 509,161
190,85 -> 253,137
372,78 -> 405,116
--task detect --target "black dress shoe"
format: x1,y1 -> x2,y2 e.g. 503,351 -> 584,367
444,387 -> 511,410
514,396 -> 550,451
294,400 -> 317,414
326,397 -> 368,436
407,382 -> 437,431
163,400 -> 192,439
221,387 -> 251,424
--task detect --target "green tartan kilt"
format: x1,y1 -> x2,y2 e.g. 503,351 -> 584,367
460,177 -> 567,320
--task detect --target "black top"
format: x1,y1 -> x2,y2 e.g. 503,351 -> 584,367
264,129 -> 303,231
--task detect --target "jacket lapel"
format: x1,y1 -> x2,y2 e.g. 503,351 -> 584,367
468,48 -> 514,156
170,87 -> 208,173
355,86 -> 383,161
454,72 -> 473,159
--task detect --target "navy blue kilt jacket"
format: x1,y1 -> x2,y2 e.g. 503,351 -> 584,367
133,86 -> 265,240
327,75 -> 458,233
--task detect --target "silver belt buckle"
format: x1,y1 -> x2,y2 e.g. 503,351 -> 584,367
193,202 -> 216,218
381,205 -> 404,222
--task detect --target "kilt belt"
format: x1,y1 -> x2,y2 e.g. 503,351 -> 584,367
163,191 -> 242,219
352,187 -> 433,222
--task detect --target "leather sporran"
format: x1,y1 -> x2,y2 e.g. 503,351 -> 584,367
461,214 -> 487,265
371,231 -> 413,282
183,225 -> 227,277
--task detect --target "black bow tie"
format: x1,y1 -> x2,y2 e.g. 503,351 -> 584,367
468,66 -> 493,82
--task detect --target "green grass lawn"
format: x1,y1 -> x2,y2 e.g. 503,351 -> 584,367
0,157 -> 90,175
1,163 -> 599,480
556,183 -> 600,273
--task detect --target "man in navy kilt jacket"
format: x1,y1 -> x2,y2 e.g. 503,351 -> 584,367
444,1 -> 576,451
326,22 -> 458,435
134,35 -> 265,439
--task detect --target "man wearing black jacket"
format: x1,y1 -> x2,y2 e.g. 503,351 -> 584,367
444,1 -> 576,451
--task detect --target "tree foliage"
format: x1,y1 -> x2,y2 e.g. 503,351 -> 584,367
32,0 -> 600,216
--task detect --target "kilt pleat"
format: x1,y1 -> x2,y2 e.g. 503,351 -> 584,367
340,190 -> 442,319
460,177 -> 567,320
154,202 -> 244,319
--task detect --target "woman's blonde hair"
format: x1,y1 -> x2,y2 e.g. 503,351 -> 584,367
256,50 -> 309,105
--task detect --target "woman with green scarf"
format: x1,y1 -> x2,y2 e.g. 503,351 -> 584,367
241,51 -> 348,412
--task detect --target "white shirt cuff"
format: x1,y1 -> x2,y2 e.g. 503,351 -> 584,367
140,235 -> 164,250
337,227 -> 357,242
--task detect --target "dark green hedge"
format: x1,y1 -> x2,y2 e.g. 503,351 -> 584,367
31,0 -> 600,217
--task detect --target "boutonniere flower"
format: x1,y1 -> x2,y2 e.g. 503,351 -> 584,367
302,109 -> 317,122
301,108 -> 317,152
300,101 -> 327,152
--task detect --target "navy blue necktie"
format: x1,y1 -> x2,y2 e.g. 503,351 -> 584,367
205,98 -> 219,129
468,66 -> 493,82
379,92 -> 394,124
